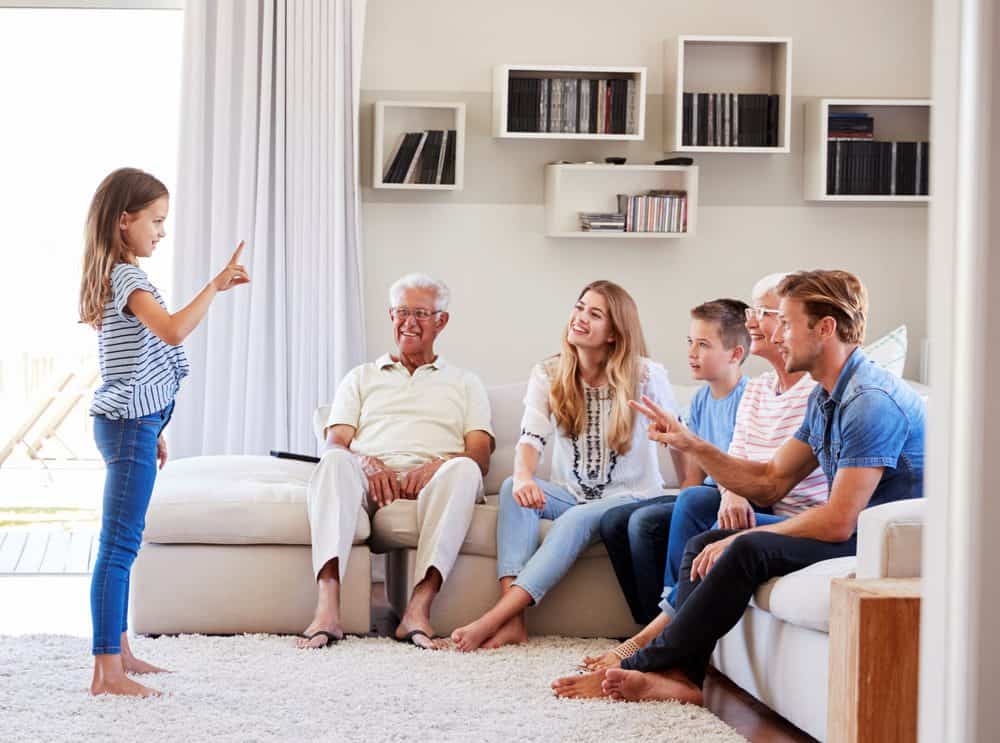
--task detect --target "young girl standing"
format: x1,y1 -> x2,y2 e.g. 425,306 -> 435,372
79,167 -> 249,697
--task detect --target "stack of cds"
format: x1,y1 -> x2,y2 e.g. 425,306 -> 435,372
579,212 -> 626,232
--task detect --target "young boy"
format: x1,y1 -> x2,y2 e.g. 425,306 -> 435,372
600,299 -> 750,625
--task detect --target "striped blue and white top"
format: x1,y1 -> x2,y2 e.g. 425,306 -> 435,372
89,263 -> 189,420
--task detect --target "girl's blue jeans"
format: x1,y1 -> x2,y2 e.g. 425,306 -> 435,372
90,402 -> 173,655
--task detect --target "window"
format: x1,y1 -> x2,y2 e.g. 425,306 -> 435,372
0,7 -> 183,484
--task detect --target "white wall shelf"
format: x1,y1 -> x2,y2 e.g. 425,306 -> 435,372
803,98 -> 931,202
373,101 -> 465,190
544,163 -> 698,239
664,35 -> 792,154
493,64 -> 646,140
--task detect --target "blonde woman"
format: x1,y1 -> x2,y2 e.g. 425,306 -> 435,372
451,281 -> 677,651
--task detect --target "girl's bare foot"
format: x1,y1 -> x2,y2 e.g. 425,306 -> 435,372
551,670 -> 610,699
122,652 -> 169,675
120,634 -> 170,674
601,667 -> 703,705
480,615 -> 528,650
91,660 -> 162,698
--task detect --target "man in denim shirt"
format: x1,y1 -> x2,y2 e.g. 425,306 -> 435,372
554,269 -> 925,705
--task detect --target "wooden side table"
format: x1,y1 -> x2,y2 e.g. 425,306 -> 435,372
827,578 -> 921,743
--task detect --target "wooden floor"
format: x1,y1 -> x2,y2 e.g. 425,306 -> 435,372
0,527 -> 98,574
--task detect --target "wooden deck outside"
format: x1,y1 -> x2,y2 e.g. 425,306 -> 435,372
0,527 -> 98,574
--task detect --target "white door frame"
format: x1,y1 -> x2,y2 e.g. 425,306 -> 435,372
921,0 -> 999,741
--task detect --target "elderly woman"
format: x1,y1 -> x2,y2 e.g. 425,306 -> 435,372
557,271 -> 829,695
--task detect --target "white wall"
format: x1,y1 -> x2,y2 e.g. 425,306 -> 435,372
359,0 -> 931,384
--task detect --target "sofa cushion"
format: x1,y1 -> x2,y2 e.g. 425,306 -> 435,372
370,494 -> 609,559
144,455 -> 370,546
752,555 -> 857,633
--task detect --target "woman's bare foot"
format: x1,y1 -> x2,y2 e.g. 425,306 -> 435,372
480,614 -> 528,650
551,670 -> 610,699
451,617 -> 499,652
296,614 -> 345,649
394,618 -> 438,650
601,667 -> 704,705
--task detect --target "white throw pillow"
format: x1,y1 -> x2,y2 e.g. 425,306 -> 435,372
864,325 -> 908,377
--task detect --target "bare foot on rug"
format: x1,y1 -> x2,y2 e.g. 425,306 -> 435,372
601,668 -> 703,705
122,654 -> 170,675
121,634 -> 170,674
296,614 -> 345,649
551,669 -> 610,699
91,669 -> 161,698
480,614 -> 528,650
579,649 -> 623,672
450,617 -> 497,652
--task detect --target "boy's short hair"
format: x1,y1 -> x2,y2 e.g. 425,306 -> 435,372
690,299 -> 752,364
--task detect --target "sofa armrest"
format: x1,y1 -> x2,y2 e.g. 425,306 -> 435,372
856,499 -> 924,579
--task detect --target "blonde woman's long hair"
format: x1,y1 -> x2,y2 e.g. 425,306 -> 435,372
79,168 -> 168,328
547,281 -> 648,454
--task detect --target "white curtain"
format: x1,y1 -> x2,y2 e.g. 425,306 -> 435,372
170,0 -> 367,458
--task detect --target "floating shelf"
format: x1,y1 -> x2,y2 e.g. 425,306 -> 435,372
373,101 -> 465,190
803,98 -> 931,202
664,35 -> 792,154
544,163 -> 698,239
493,64 -> 646,140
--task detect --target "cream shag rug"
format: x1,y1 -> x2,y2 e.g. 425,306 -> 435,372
0,634 -> 745,743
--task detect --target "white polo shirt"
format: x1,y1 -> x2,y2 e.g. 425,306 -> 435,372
326,354 -> 494,472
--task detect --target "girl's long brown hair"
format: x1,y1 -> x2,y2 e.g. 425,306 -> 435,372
79,168 -> 168,328
546,280 -> 648,454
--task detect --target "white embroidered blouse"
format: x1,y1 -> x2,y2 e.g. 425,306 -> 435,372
517,357 -> 678,502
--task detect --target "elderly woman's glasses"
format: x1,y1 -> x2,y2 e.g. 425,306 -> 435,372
391,306 -> 440,321
745,307 -> 781,322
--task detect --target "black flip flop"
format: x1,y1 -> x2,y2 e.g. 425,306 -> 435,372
395,629 -> 436,650
298,630 -> 343,648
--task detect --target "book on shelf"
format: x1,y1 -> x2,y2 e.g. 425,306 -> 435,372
826,139 -> 929,196
681,92 -> 780,147
506,75 -> 637,135
381,129 -> 458,186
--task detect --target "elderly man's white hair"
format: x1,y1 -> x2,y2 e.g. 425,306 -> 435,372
752,272 -> 795,302
388,273 -> 451,312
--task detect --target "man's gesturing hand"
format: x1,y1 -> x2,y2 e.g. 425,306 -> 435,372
627,395 -> 696,452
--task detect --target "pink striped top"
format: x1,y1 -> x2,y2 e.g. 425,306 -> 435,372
728,370 -> 829,516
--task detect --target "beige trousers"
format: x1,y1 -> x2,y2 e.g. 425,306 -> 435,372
306,450 -> 485,583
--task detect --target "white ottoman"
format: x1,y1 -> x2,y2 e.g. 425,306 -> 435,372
131,455 -> 372,635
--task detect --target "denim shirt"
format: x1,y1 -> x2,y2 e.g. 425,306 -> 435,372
794,348 -> 925,509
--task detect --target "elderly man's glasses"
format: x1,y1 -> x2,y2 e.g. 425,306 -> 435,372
745,307 -> 781,322
391,306 -> 440,321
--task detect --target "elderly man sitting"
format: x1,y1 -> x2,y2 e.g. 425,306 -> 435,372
297,274 -> 494,650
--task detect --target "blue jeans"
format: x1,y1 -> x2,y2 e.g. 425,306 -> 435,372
496,476 -> 639,604
90,402 -> 173,655
598,495 -> 676,624
660,485 -> 779,613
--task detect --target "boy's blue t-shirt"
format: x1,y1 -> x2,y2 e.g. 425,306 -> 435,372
686,376 -> 748,486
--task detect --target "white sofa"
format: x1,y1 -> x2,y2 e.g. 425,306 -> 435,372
132,380 -> 926,742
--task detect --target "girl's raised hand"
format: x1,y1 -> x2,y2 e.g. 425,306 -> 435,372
213,241 -> 251,292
